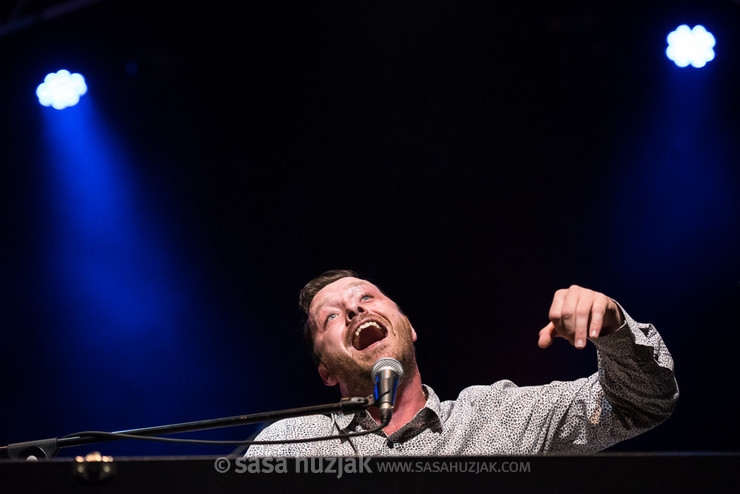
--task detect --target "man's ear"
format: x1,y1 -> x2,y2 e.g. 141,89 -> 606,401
411,325 -> 417,342
318,363 -> 338,387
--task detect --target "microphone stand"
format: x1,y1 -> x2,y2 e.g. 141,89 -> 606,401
0,396 -> 374,461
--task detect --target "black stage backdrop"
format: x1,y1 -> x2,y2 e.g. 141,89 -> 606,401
0,0 -> 738,456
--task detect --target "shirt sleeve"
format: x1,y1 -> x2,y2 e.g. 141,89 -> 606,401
585,303 -> 679,442
244,415 -> 339,457
485,304 -> 678,454
243,420 -> 294,457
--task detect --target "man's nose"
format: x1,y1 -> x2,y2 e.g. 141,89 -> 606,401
346,304 -> 366,321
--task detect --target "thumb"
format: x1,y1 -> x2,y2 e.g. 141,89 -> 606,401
538,322 -> 555,349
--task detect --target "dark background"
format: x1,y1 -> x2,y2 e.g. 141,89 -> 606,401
1,0 -> 738,456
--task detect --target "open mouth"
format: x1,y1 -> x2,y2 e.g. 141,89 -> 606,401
352,320 -> 388,351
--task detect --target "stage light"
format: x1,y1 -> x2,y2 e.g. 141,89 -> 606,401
666,25 -> 716,68
36,69 -> 88,109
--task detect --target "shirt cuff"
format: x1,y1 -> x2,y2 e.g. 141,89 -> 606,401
588,301 -> 660,363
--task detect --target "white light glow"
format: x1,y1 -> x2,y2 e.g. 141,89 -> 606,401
666,25 -> 716,68
36,69 -> 88,109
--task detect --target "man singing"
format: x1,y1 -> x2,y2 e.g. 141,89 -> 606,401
246,270 -> 678,456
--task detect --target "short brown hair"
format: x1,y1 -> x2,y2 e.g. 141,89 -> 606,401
300,269 -> 359,365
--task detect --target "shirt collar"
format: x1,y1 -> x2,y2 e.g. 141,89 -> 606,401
333,384 -> 442,432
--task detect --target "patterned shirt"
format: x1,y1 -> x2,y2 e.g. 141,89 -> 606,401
245,307 -> 678,456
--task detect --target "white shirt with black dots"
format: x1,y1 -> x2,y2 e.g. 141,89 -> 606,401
245,307 -> 678,457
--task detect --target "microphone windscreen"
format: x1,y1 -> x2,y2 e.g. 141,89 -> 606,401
371,357 -> 404,381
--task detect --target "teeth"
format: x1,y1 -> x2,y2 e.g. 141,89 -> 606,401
355,321 -> 380,337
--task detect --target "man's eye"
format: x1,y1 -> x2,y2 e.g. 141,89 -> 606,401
361,295 -> 372,301
325,314 -> 338,324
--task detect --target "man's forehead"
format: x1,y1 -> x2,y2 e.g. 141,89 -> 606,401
310,277 -> 378,313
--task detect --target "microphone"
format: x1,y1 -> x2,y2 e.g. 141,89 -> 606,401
371,358 -> 404,425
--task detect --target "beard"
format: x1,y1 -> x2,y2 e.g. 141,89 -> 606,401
320,314 -> 417,398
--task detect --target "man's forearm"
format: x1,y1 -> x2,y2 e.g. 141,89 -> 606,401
590,305 -> 679,431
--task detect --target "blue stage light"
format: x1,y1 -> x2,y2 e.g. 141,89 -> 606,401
666,25 -> 716,68
36,69 -> 88,109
